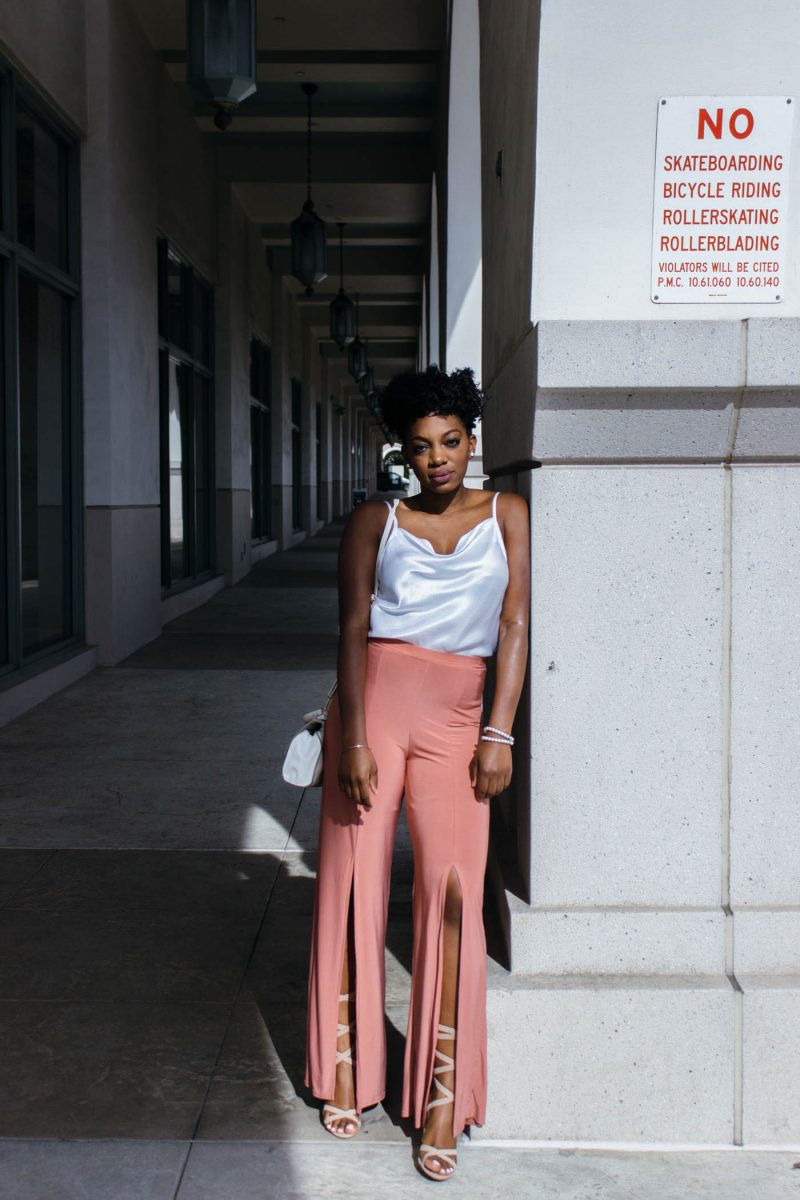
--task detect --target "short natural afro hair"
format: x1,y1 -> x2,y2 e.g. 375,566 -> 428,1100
379,363 -> 485,443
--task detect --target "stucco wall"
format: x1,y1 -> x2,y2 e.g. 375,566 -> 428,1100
0,0 -> 86,131
533,0 -> 800,322
158,66 -> 217,284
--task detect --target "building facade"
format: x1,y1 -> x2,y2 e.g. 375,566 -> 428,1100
1,0 -> 798,1147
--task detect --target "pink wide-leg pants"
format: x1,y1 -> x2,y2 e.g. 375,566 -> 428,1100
305,637 -> 490,1136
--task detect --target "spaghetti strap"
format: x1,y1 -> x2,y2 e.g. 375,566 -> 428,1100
492,491 -> 508,563
374,498 -> 400,592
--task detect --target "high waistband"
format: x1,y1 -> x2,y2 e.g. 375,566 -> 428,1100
367,637 -> 486,670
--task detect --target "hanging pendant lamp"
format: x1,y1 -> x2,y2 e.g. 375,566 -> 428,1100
348,292 -> 369,380
290,83 -> 327,294
329,223 -> 355,348
358,364 -> 375,398
186,0 -> 257,131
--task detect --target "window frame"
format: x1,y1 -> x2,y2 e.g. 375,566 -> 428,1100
157,234 -> 216,595
249,334 -> 272,542
0,61 -> 84,682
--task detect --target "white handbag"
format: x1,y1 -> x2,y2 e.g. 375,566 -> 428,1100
281,677 -> 338,787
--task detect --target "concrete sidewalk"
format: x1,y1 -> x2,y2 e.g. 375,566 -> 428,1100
1,514 -> 798,1198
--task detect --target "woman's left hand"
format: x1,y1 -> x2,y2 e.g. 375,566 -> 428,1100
470,739 -> 513,801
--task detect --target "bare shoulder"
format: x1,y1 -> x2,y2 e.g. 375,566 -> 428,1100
343,497 -> 393,542
494,491 -> 529,523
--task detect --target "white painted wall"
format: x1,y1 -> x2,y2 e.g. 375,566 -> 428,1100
533,0 -> 800,321
428,174 -> 440,361
445,0 -> 482,379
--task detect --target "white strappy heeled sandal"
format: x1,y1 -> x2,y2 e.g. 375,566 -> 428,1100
321,992 -> 362,1139
417,1023 -> 458,1181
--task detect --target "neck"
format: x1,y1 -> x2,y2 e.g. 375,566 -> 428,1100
411,482 -> 470,515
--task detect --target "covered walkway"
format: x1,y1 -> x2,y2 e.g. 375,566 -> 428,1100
1,520 -> 798,1198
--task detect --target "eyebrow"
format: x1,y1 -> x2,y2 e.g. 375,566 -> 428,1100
410,429 -> 462,442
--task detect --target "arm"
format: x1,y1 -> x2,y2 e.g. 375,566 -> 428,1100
335,500 -> 387,810
470,492 -> 530,801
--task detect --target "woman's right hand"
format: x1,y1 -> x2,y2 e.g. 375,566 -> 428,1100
337,746 -> 378,809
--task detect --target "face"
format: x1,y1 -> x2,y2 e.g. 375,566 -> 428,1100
403,412 -> 476,494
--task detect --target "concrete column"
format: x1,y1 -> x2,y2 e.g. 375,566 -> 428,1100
318,357 -> 333,522
428,176 -> 440,365
82,0 -> 161,664
299,326 -> 319,537
331,396 -> 344,518
444,0 -> 484,488
270,273 -> 293,548
476,0 -> 800,1147
215,185 -> 252,583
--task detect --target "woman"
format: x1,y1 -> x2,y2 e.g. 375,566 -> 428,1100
305,364 -> 529,1181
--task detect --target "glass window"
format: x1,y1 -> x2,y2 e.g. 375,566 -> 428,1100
194,371 -> 211,571
157,236 -> 215,591
193,280 -> 212,367
315,402 -> 323,520
167,248 -> 188,353
249,336 -> 272,541
291,378 -> 302,531
18,274 -> 71,654
0,268 -> 7,664
167,358 -> 189,582
0,65 -> 80,680
16,105 -> 67,269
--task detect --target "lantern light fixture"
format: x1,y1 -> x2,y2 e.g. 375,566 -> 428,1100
358,365 -> 375,398
290,83 -> 327,294
329,223 -> 355,349
186,0 -> 257,131
347,293 -> 369,380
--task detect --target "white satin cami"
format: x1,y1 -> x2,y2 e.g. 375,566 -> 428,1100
368,491 -> 510,657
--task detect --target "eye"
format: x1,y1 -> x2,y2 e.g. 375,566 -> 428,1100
445,438 -> 460,448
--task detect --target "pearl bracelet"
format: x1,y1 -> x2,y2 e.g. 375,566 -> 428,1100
480,734 -> 513,744
482,724 -> 514,744
341,743 -> 370,751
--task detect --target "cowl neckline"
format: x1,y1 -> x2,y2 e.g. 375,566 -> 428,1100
393,515 -> 494,558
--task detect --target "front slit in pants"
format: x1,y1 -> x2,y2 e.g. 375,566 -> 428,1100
304,637 -> 489,1136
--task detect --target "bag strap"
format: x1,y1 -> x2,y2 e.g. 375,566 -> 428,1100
323,675 -> 338,711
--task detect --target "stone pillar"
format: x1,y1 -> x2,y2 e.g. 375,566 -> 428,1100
270,272 -> 293,548
476,0 -> 800,1147
82,0 -> 161,663
215,185 -> 252,582
318,357 -> 334,522
300,323 -> 317,536
444,0 -> 484,487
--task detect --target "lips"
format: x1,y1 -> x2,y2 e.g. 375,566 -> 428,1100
430,470 -> 454,483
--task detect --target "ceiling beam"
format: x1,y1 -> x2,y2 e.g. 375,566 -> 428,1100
267,245 -> 424,276
216,135 -> 432,184
161,50 -> 439,66
261,222 -> 425,247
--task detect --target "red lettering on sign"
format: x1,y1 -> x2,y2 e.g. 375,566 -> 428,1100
730,107 -> 754,139
697,106 -> 755,140
698,108 -> 723,139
